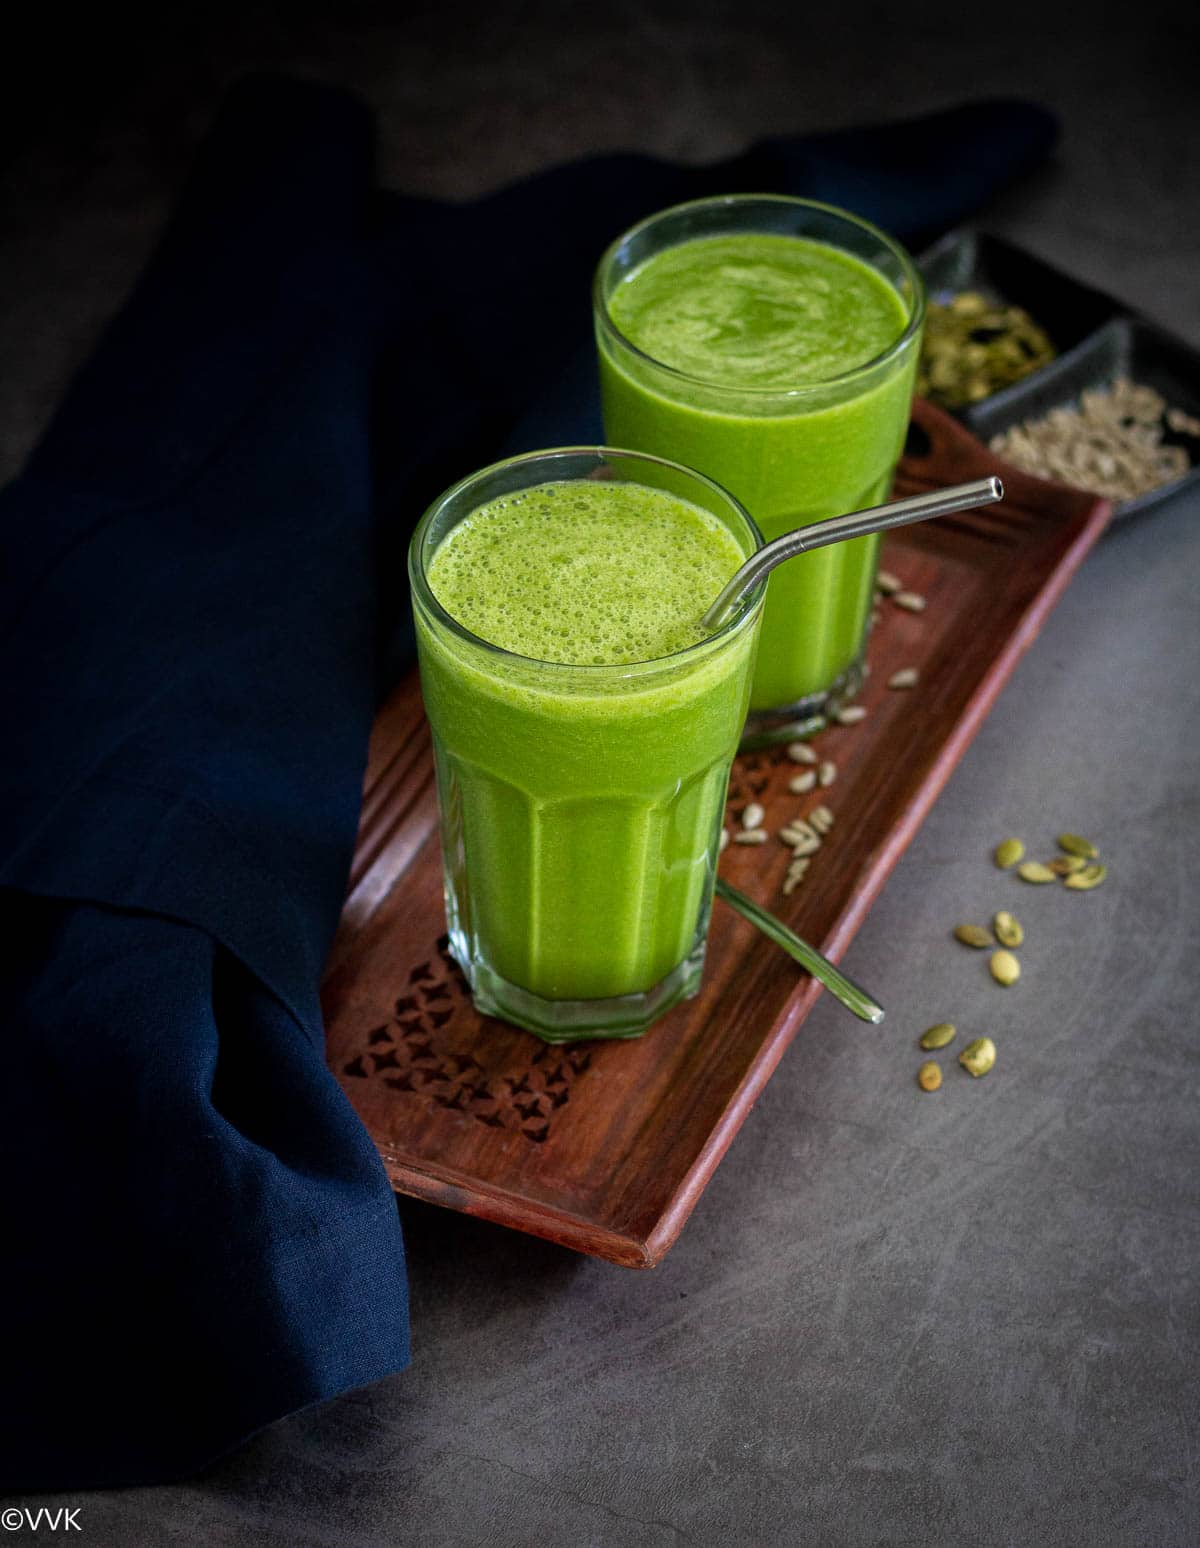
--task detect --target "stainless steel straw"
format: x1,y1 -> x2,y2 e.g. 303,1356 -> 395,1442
701,477 -> 1003,631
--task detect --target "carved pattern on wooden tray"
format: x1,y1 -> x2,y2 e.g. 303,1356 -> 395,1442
338,934 -> 592,1145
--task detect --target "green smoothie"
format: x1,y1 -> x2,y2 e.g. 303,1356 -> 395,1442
596,215 -> 922,714
410,457 -> 763,1040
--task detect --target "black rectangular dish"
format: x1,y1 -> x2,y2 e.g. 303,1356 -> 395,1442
917,231 -> 1200,522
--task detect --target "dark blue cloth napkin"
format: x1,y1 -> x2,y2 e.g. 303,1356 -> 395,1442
0,77 -> 1056,1489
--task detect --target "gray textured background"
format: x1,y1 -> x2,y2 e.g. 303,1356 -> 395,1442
3,2 -> 1197,1543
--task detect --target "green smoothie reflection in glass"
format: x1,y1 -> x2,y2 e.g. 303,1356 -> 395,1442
595,195 -> 925,725
409,448 -> 764,1043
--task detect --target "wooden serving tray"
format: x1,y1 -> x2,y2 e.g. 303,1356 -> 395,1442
321,400 -> 1111,1268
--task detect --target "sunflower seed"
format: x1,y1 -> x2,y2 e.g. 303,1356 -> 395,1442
876,570 -> 902,595
783,857 -> 810,894
888,667 -> 920,689
990,949 -> 1021,986
786,742 -> 819,764
919,1022 -> 957,1050
818,760 -> 837,788
1058,832 -> 1099,859
742,802 -> 765,831
959,1037 -> 996,1077
835,705 -> 868,724
993,911 -> 1024,948
917,1061 -> 943,1092
894,591 -> 927,613
994,838 -> 1024,869
954,924 -> 992,949
1017,861 -> 1057,884
788,771 -> 817,794
782,829 -> 821,858
1064,862 -> 1107,891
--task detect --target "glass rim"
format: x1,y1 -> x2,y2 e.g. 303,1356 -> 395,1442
593,192 -> 927,400
409,445 -> 766,677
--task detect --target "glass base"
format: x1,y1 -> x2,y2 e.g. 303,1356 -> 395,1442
452,931 -> 707,1044
739,654 -> 868,751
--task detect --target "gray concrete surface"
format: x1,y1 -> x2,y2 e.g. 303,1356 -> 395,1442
3,3 -> 1197,1543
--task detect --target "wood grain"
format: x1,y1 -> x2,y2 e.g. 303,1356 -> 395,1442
321,400 -> 1111,1267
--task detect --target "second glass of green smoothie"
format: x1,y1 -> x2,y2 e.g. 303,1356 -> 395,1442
409,447 -> 764,1043
594,195 -> 925,729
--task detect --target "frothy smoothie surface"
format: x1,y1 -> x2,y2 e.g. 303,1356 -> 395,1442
609,233 -> 909,389
427,479 -> 745,665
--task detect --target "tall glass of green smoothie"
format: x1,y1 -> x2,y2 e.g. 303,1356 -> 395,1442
409,448 -> 764,1043
594,195 -> 925,730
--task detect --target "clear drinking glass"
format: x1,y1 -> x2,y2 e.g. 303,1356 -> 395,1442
594,195 -> 925,731
408,447 -> 764,1043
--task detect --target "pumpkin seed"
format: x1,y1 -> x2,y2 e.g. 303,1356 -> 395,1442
788,771 -> 817,794
786,742 -> 819,765
919,1022 -> 957,1050
993,910 -> 1024,948
742,802 -> 765,831
1064,862 -> 1107,891
733,829 -> 768,846
718,828 -> 729,852
835,706 -> 868,725
894,591 -> 927,613
1058,832 -> 1099,859
990,949 -> 1021,986
1017,861 -> 1057,884
818,760 -> 837,788
1048,855 -> 1086,876
809,805 -> 834,834
876,569 -> 902,595
993,838 -> 1024,869
917,1061 -> 943,1092
888,667 -> 920,689
954,924 -> 992,949
959,1037 -> 996,1077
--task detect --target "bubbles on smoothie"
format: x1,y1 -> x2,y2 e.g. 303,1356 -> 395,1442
427,480 -> 744,664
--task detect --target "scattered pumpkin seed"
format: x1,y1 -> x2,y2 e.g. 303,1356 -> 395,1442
959,1037 -> 996,1077
993,910 -> 1024,948
718,828 -> 729,853
990,949 -> 1021,986
733,829 -> 768,846
954,924 -> 992,949
894,591 -> 927,613
818,760 -> 837,788
809,805 -> 834,834
1064,862 -> 1107,891
876,569 -> 902,595
835,706 -> 868,725
742,802 -> 765,831
786,742 -> 819,765
1048,854 -> 1087,876
788,770 -> 817,794
1058,832 -> 1099,859
1018,860 -> 1057,883
888,667 -> 920,689
919,1022 -> 957,1050
993,838 -> 1024,869
917,1061 -> 943,1092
